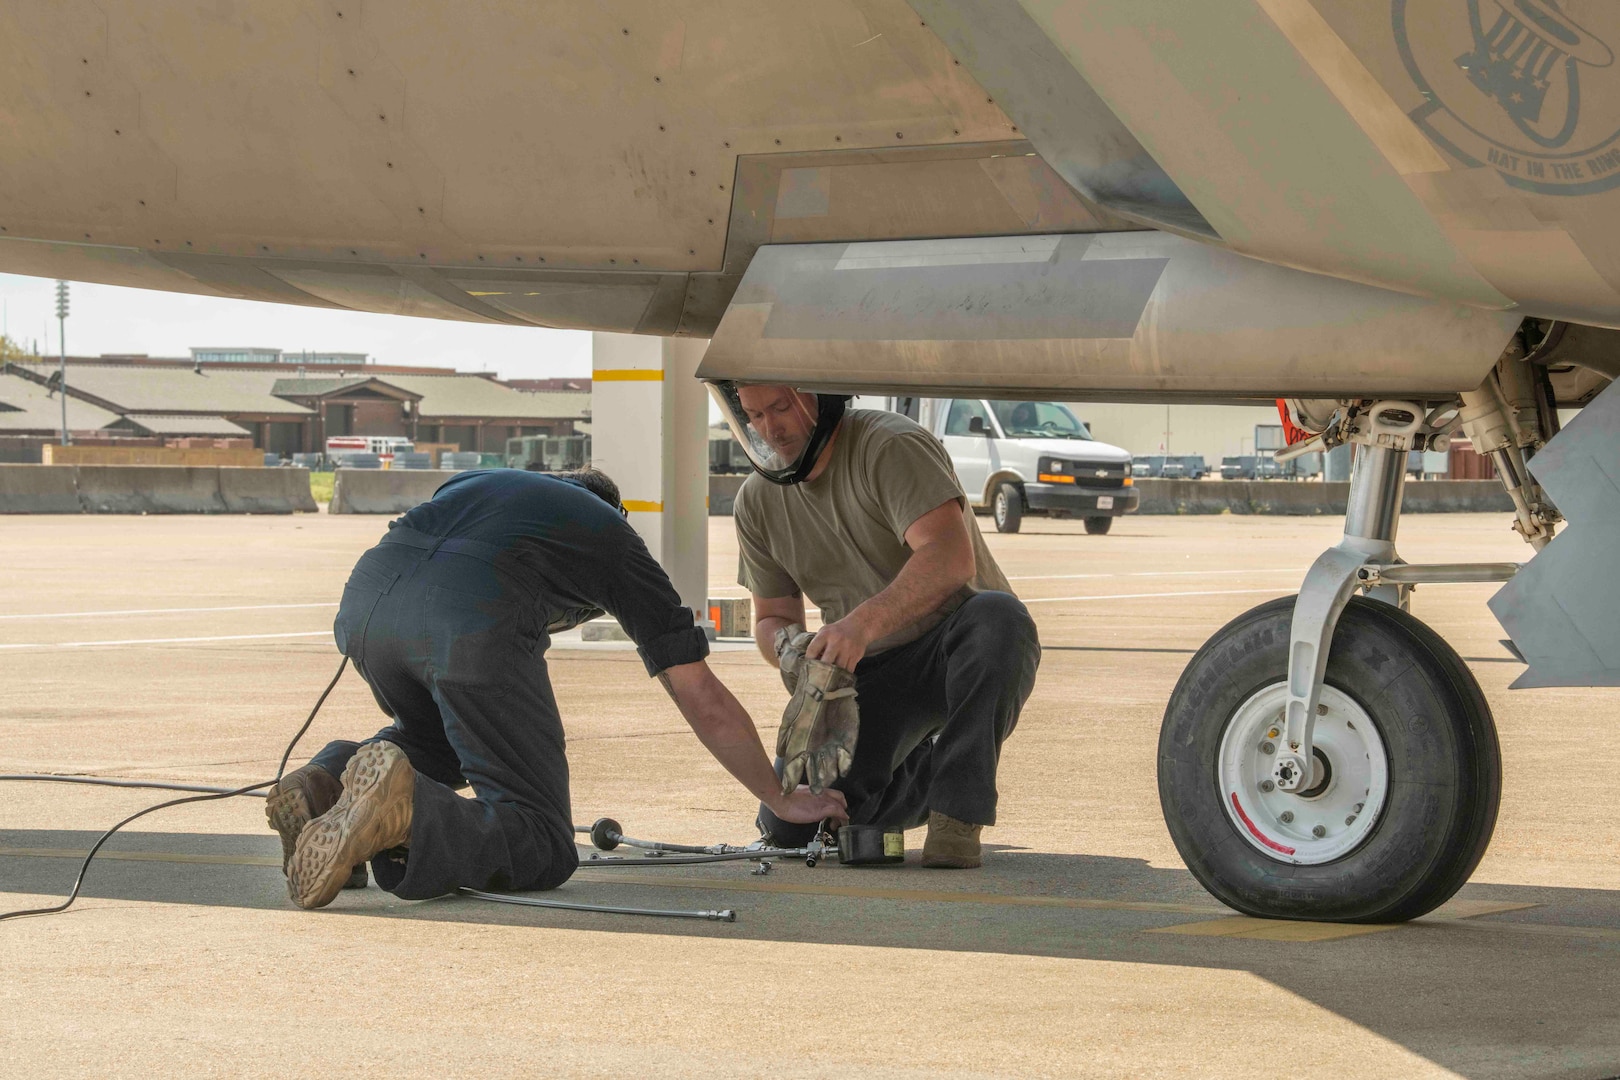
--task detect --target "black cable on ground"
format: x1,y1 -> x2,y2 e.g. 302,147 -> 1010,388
0,655 -> 349,923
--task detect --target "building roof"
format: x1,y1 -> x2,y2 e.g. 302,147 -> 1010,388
270,376 -> 419,401
378,374 -> 589,420
16,363 -> 315,416
270,376 -> 372,397
0,373 -> 120,433
117,414 -> 252,437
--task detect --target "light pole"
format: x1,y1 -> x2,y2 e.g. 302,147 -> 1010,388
55,280 -> 69,446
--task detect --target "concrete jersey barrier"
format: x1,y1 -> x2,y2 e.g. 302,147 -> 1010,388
75,465 -> 230,514
1131,478 -> 1513,515
708,476 -> 1510,518
0,463 -> 81,513
330,469 -> 456,514
0,464 -> 316,514
218,467 -> 319,513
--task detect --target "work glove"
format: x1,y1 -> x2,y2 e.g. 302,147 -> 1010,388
776,653 -> 859,796
774,623 -> 813,694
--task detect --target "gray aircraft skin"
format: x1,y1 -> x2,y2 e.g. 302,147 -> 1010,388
4,1 -> 1616,923
0,2 -> 1615,350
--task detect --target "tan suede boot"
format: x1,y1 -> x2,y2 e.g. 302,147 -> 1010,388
265,763 -> 367,889
287,742 -> 415,910
921,810 -> 983,869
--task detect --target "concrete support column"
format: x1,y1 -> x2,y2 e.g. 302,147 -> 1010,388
591,332 -> 711,621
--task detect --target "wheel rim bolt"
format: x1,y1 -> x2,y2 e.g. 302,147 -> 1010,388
1259,780 -> 1275,793
1260,741 -> 1275,755
1345,815 -> 1356,826
1280,811 -> 1294,824
1312,825 -> 1326,838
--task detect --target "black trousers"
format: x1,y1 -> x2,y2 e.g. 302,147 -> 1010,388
308,527 -> 578,899
757,591 -> 1040,846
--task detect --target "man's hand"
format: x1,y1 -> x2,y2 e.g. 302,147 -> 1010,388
808,498 -> 975,665
806,615 -> 872,671
769,784 -> 849,826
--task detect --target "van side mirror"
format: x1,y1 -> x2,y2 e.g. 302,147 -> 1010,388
967,416 -> 988,436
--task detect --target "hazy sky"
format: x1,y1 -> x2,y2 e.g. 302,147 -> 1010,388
0,272 -> 592,379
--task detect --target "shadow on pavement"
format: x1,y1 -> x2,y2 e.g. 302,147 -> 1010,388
3,828 -> 1618,1078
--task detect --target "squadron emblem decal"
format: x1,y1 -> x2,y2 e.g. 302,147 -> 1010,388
1395,0 -> 1620,193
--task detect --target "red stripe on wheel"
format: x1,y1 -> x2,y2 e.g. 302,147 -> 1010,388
1231,792 -> 1296,855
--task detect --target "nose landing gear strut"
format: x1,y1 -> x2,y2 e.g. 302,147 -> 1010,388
1159,398 -> 1511,923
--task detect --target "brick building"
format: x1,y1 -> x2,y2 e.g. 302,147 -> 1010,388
0,356 -> 588,458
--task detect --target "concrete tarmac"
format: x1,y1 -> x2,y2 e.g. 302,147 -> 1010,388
0,512 -> 1616,1078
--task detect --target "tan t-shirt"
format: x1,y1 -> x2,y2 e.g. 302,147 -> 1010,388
734,409 -> 1013,655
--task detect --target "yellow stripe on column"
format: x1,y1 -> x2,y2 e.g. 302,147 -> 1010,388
594,369 -> 665,381
621,499 -> 664,513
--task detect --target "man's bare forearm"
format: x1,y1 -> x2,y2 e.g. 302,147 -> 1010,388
751,594 -> 808,667
657,667 -> 783,805
846,539 -> 972,646
753,615 -> 795,665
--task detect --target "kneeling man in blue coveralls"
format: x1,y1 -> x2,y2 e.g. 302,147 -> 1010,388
268,467 -> 847,910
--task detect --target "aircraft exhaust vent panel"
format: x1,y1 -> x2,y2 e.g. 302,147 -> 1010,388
1491,376 -> 1620,688
697,232 -> 1522,402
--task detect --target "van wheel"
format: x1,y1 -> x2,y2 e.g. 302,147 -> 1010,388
992,483 -> 1023,533
1083,516 -> 1113,535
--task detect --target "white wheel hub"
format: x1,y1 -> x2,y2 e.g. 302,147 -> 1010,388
1217,682 -> 1388,865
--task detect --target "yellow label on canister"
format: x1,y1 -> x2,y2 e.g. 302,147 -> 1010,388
883,831 -> 905,858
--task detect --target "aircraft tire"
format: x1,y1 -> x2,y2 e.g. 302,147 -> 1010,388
1083,516 -> 1112,535
1158,595 -> 1500,923
993,483 -> 1023,534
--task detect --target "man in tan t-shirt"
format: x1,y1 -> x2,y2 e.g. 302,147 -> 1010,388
718,383 -> 1041,868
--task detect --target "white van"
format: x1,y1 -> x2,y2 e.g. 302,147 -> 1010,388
914,398 -> 1137,534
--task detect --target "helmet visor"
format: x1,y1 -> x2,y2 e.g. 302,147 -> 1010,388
707,381 -> 826,484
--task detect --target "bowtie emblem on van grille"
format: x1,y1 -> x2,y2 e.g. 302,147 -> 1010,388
1095,469 -> 1109,478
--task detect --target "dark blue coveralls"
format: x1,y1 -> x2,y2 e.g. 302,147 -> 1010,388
307,470 -> 709,899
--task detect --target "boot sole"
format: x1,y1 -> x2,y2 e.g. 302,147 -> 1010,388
265,785 -> 312,872
920,854 -> 982,869
266,780 -> 368,889
287,744 -> 413,910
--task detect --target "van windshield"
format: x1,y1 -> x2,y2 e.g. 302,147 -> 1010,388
989,400 -> 1090,439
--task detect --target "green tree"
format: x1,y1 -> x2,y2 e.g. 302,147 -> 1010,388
0,335 -> 38,363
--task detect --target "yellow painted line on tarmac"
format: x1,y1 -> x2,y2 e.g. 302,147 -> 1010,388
593,369 -> 664,381
2,849 -> 1592,942
0,847 -> 280,868
0,847 -> 1215,913
1150,899 -> 1544,942
572,871 -> 1221,914
1150,917 -> 1398,942
1422,898 -> 1540,921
